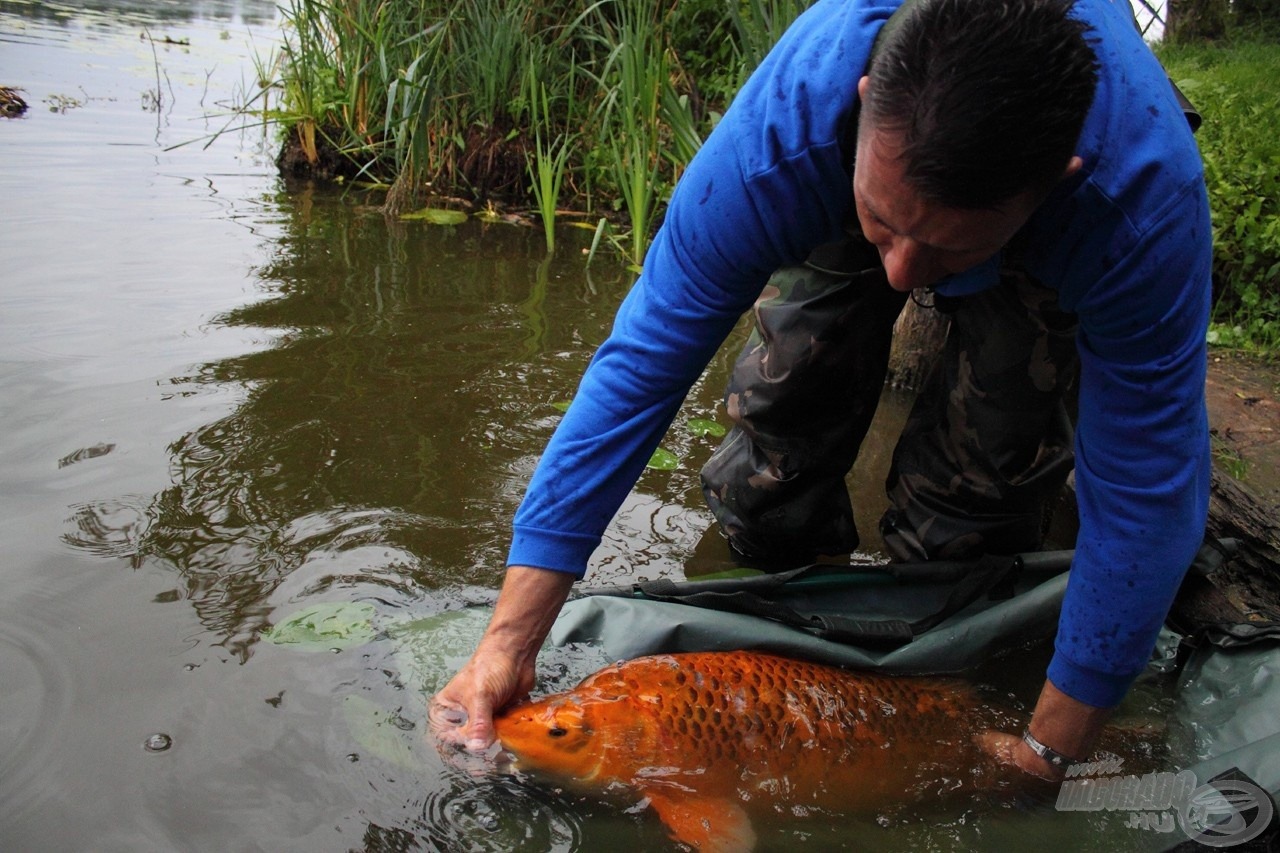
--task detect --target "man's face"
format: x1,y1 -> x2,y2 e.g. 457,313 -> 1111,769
852,79 -> 1047,292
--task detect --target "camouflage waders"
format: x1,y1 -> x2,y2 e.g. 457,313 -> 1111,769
699,229 -> 1079,566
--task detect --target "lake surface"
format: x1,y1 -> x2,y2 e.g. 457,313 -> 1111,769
1,2 -> 1181,850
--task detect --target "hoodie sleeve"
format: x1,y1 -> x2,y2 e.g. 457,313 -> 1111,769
1046,177 -> 1212,707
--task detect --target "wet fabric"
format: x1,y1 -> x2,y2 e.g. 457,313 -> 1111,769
1175,642 -> 1280,795
701,232 -> 1080,566
698,233 -> 906,563
553,561 -> 1071,675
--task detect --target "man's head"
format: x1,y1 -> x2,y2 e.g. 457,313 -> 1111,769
862,0 -> 1098,208
853,0 -> 1098,290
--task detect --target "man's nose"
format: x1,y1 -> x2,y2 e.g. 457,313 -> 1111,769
880,238 -> 941,292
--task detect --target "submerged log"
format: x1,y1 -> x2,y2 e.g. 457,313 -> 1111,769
1168,468 -> 1280,640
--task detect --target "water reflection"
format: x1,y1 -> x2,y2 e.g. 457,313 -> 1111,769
3,2 -> 750,847
63,184 -> 681,658
0,0 -> 278,26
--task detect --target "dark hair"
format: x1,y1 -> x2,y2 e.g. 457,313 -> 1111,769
862,0 -> 1099,208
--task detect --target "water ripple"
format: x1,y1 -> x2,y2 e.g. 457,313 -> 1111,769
415,774 -> 584,852
0,609 -> 75,824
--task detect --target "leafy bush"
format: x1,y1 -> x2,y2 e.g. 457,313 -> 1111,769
1158,40 -> 1280,350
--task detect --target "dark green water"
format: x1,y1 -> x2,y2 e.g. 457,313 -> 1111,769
0,3 -> 1183,850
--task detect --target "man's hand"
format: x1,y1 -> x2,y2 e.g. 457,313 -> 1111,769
430,643 -> 532,752
428,566 -> 575,753
978,677 -> 1113,780
977,730 -> 1062,781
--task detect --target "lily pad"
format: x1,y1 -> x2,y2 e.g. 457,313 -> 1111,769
399,207 -> 468,225
646,447 -> 679,470
264,601 -> 378,651
342,694 -> 419,770
686,418 -> 726,438
388,608 -> 495,696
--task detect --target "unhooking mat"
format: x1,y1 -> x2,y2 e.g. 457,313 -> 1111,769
550,538 -> 1280,821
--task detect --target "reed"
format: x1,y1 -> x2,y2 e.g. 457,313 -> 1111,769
590,0 -> 668,265
382,27 -> 446,214
525,61 -> 576,253
449,0 -> 530,131
727,0 -> 810,84
255,0 -> 797,259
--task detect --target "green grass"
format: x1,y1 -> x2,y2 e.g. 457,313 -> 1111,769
1158,39 -> 1280,351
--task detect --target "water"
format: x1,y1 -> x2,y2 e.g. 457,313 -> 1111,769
0,2 -> 1178,850
0,3 -> 748,847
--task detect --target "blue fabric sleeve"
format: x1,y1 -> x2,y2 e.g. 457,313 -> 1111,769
1047,179 -> 1213,707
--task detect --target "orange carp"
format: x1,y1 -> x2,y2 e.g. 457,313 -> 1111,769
493,650 -> 1030,851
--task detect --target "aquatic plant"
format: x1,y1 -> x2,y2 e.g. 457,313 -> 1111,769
727,0 -> 808,87
589,0 -> 668,265
241,0 -> 800,260
525,62 -> 576,253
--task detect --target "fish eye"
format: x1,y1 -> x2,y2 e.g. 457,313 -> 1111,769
548,727 -> 568,738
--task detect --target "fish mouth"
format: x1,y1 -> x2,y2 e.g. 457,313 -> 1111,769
494,746 -> 520,772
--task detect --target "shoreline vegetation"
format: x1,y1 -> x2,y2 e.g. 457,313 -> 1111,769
248,0 -> 806,265
230,0 -> 1278,351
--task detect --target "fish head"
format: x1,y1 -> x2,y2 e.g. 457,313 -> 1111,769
494,692 -> 615,781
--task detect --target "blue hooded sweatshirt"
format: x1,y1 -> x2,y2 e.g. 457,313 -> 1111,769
508,0 -> 1212,708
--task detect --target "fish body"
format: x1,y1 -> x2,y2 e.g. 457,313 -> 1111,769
494,650 -> 1023,850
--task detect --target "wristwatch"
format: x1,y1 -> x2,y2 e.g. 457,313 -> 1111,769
1022,728 -> 1081,769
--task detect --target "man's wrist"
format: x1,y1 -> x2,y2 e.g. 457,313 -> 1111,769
1022,728 -> 1081,771
480,565 -> 575,661
1020,677 -> 1114,778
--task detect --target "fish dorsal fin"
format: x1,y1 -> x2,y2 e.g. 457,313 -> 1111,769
643,788 -> 757,852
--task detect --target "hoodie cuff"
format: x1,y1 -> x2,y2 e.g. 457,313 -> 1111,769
507,524 -> 598,579
1046,651 -> 1138,709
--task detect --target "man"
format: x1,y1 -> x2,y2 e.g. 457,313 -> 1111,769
433,0 -> 1211,780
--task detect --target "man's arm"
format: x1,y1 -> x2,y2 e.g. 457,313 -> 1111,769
433,0 -> 892,753
429,566 -> 574,752
982,679 -> 1113,779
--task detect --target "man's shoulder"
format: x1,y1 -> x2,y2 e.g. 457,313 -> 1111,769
1026,0 -> 1205,284
1073,0 -> 1204,215
721,0 -> 901,179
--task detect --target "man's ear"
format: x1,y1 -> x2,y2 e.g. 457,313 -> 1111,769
1063,155 -> 1084,180
857,76 -> 871,101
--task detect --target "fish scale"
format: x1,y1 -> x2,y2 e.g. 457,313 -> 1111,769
495,650 -> 1029,850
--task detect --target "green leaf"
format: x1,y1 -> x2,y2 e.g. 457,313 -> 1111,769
399,208 -> 468,225
550,400 -> 572,413
264,601 -> 378,651
341,695 -> 418,770
646,447 -> 679,470
686,418 -> 726,438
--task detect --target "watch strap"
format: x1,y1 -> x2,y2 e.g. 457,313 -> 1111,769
1022,728 -> 1081,769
